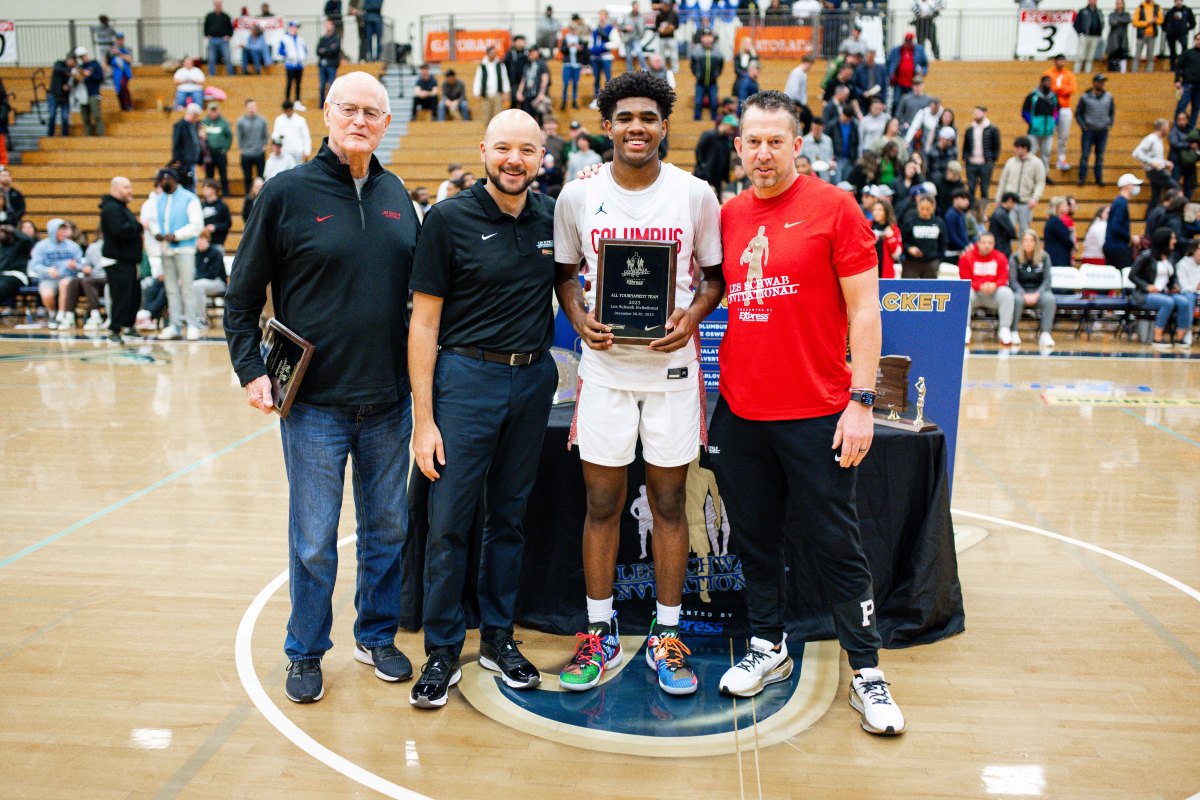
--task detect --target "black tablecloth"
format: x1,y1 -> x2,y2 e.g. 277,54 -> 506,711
400,402 -> 965,648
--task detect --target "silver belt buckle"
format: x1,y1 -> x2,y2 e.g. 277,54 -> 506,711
509,353 -> 523,366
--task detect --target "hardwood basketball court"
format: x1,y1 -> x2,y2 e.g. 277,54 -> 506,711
1,333 -> 1197,799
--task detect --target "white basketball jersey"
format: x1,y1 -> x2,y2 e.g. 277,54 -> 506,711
554,163 -> 723,392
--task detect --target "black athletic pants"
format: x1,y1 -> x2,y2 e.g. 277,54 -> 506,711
708,398 -> 881,670
241,153 -> 265,194
106,261 -> 141,332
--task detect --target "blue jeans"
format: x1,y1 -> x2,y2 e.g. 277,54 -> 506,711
422,351 -> 556,655
365,13 -> 383,61
1178,83 -> 1200,129
242,46 -> 268,74
1141,292 -> 1191,332
207,37 -> 232,75
437,98 -> 471,120
174,89 -> 204,109
1079,127 -> 1109,183
694,82 -> 718,120
562,64 -> 582,105
279,399 -> 413,661
590,57 -> 611,96
46,95 -> 70,136
319,65 -> 338,106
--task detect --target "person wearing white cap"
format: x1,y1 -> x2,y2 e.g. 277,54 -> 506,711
279,21 -> 308,103
1102,173 -> 1143,269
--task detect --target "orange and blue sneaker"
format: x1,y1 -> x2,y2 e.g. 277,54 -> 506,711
645,617 -> 698,696
559,614 -> 623,691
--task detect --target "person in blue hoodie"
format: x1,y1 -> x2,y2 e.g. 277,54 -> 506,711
279,21 -> 309,104
28,218 -> 84,329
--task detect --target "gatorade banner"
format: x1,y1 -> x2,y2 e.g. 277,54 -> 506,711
424,29 -> 511,63
733,25 -> 814,60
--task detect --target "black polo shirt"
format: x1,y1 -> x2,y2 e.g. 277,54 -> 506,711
411,180 -> 556,353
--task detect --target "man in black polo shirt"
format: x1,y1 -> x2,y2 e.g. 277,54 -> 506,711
408,108 -> 557,709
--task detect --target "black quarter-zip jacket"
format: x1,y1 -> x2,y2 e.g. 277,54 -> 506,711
225,140 -> 420,405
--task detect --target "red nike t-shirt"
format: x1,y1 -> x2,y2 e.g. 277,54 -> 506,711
718,173 -> 877,421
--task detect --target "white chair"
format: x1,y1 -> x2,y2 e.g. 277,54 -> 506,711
1050,266 -> 1083,292
937,262 -> 961,280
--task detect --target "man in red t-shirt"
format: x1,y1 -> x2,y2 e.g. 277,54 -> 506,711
958,232 -> 1015,345
709,90 -> 906,736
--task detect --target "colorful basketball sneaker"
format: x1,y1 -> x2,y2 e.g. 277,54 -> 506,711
559,614 -> 623,691
645,618 -> 698,696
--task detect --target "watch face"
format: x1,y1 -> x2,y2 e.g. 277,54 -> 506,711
855,390 -> 876,407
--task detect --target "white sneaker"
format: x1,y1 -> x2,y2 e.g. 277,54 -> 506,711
964,327 -> 972,345
718,634 -> 792,698
998,327 -> 1012,345
849,667 -> 906,735
294,101 -> 307,112
158,325 -> 181,340
1039,331 -> 1055,348
83,310 -> 104,331
1009,329 -> 1021,345
60,311 -> 76,330
186,326 -> 201,341
588,99 -> 599,110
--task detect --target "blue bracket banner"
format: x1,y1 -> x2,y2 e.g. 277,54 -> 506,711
877,278 -> 970,491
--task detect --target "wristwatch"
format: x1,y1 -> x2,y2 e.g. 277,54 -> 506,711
849,388 -> 877,408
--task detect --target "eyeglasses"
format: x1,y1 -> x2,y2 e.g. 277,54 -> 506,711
328,101 -> 386,123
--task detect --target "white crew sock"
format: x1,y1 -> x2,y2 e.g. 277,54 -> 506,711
586,595 -> 613,625
656,603 -> 681,627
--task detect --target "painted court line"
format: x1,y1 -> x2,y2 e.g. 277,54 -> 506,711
239,513 -> 1200,799
1121,409 -> 1200,449
0,423 -> 277,570
234,535 -> 432,800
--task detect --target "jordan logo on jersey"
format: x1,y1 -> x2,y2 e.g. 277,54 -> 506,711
595,202 -> 607,215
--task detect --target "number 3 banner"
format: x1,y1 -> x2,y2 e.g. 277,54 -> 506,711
0,21 -> 17,65
1016,10 -> 1078,58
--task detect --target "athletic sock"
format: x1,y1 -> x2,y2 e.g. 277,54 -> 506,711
586,595 -> 614,625
655,603 -> 681,627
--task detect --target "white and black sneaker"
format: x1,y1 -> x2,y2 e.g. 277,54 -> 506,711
354,642 -> 413,682
718,634 -> 792,698
479,634 -> 541,690
849,667 -> 906,735
410,651 -> 462,709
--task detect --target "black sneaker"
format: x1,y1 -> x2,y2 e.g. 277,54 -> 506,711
107,331 -> 124,345
409,651 -> 461,709
285,658 -> 324,703
479,634 -> 541,690
354,642 -> 413,682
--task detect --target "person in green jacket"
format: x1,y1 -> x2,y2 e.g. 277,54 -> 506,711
200,102 -> 234,197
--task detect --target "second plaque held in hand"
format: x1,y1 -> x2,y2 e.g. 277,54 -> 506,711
595,238 -> 676,345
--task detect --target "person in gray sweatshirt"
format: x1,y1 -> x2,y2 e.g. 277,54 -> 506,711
28,218 -> 84,329
858,96 -> 890,157
1075,73 -> 1116,185
235,98 -> 270,197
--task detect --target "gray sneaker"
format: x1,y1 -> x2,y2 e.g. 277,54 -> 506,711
285,658 -> 324,703
354,642 -> 413,682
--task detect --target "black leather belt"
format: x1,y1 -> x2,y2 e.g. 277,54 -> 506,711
441,346 -> 543,366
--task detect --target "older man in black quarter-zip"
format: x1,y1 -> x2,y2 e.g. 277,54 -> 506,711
225,72 -> 421,706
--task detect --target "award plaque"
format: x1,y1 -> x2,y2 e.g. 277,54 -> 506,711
595,238 -> 676,345
259,317 -> 315,420
875,355 -> 912,414
873,361 -> 938,432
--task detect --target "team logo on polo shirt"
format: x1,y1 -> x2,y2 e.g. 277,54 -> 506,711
538,239 -> 554,255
